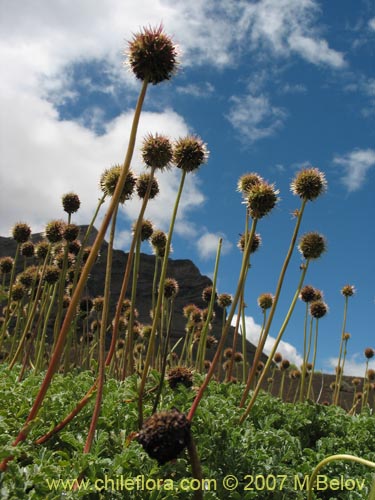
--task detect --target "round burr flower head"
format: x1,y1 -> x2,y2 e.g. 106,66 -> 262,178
281,359 -> 290,370
167,366 -> 193,389
43,265 -> 60,285
299,285 -> 317,303
141,133 -> 173,170
136,408 -> 190,465
100,166 -> 136,204
364,347 -> 375,359
45,220 -> 65,243
127,25 -> 178,85
133,219 -> 154,242
63,223 -> 80,242
290,167 -> 327,201
298,232 -> 326,260
12,222 -> 31,243
68,239 -> 81,255
162,278 -> 179,299
21,241 -> 35,258
0,257 -> 14,274
62,192 -> 81,214
217,293 -> 232,308
35,241 -> 49,260
257,293 -> 274,311
150,229 -> 167,256
246,181 -> 279,219
274,352 -> 283,364
11,283 -> 26,301
202,286 -> 217,303
136,173 -> 159,199
341,284 -> 355,297
343,332 -> 351,341
309,300 -> 328,319
237,172 -> 263,196
173,136 -> 209,173
237,233 -> 262,253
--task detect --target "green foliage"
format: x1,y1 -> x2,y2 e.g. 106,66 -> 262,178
0,365 -> 374,499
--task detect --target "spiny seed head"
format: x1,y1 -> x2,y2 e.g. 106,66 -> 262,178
134,219 -> 154,242
35,241 -> 49,260
224,347 -> 233,359
62,192 -> 80,214
367,369 -> 375,381
11,283 -> 26,301
310,300 -> 328,319
352,377 -> 361,387
63,223 -> 80,242
274,352 -> 283,364
0,257 -> 14,274
162,278 -> 179,299
364,347 -> 375,359
167,366 -> 193,389
79,296 -> 93,315
299,285 -> 317,303
246,181 -> 279,219
136,408 -> 190,465
281,359 -> 290,370
141,133 -> 173,170
206,335 -> 217,348
127,25 -> 178,85
341,284 -> 355,297
298,232 -> 326,260
237,233 -> 261,253
62,295 -> 71,308
257,361 -> 265,372
202,286 -> 217,303
136,173 -> 159,199
68,239 -> 81,255
237,173 -> 263,196
234,352 -> 244,363
100,166 -> 136,204
343,332 -> 351,341
290,167 -> 327,201
45,220 -> 65,243
217,293 -> 232,308
93,296 -> 104,312
183,303 -> 198,319
150,229 -> 167,256
257,293 -> 274,311
173,136 -> 209,173
21,241 -> 35,258
17,266 -> 39,289
290,369 -> 301,379
43,265 -> 60,285
12,222 -> 31,243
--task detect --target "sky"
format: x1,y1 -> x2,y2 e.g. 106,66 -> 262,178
0,0 -> 374,376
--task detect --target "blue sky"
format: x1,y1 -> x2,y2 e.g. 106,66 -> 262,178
0,0 -> 374,375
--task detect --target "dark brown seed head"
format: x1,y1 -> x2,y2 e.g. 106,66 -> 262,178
237,233 -> 261,253
93,296 -> 104,312
290,167 -> 327,201
63,223 -> 80,242
300,285 -> 317,303
274,352 -> 283,364
127,25 -> 178,85
79,296 -> 93,315
167,366 -> 193,389
341,284 -> 355,297
133,219 -> 154,242
281,359 -> 290,370
202,286 -> 217,303
136,408 -> 190,465
68,239 -> 81,255
224,347 -> 233,359
0,257 -> 14,274
150,229 -> 167,257
343,332 -> 351,341
100,166 -> 136,204
62,192 -> 81,214
136,173 -> 159,199
43,265 -> 60,285
173,136 -> 209,173
141,133 -> 173,170
364,347 -> 375,359
246,181 -> 279,219
17,266 -> 39,289
237,173 -> 263,196
298,232 -> 326,260
35,241 -> 49,260
234,352 -> 244,363
310,300 -> 328,319
162,278 -> 179,299
367,369 -> 375,381
11,283 -> 26,301
352,378 -> 361,387
12,222 -> 31,243
21,241 -> 34,258
45,220 -> 65,243
257,293 -> 274,311
217,293 -> 232,308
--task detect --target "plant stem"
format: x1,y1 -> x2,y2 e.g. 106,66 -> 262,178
306,318 -> 319,400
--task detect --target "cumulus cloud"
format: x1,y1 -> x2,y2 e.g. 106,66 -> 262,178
333,148 -> 375,192
227,94 -> 286,143
369,18 -> 375,31
196,232 -> 233,259
326,353 -> 375,377
233,314 -> 303,367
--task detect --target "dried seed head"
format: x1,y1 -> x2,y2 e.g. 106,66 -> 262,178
127,25 -> 178,85
343,332 -> 351,341
290,168 -> 327,201
299,285 -> 317,303
274,352 -> 283,364
173,136 -> 209,173
224,347 -> 233,359
234,352 -> 244,363
68,239 -> 81,255
0,257 -> 14,274
167,366 -> 193,389
35,241 -> 49,260
204,360 -> 212,370
237,233 -> 261,253
310,300 -> 328,319
12,222 -> 31,243
150,229 -> 167,257
290,369 -> 301,379
136,408 -> 190,465
63,223 -> 80,242
298,232 -> 326,260
281,359 -> 290,370
45,220 -> 65,243
364,347 -> 375,359
237,173 -> 263,196
141,133 -> 173,170
62,295 -> 71,308
341,284 -> 355,297
100,166 -> 136,204
133,219 -> 154,242
257,293 -> 274,311
206,335 -> 217,348
162,278 -> 179,299
17,266 -> 39,289
246,181 -> 279,219
93,296 -> 104,312
217,293 -> 232,308
367,369 -> 375,381
20,241 -> 35,258
43,265 -> 60,285
79,296 -> 93,315
352,377 -> 361,387
11,283 -> 26,301
62,192 -> 81,214
136,173 -> 159,199
202,286 -> 217,303
257,361 -> 265,372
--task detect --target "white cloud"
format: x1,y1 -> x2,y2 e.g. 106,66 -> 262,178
196,232 -> 233,259
369,18 -> 375,31
326,353 -> 375,377
176,82 -> 215,97
287,34 -> 345,68
233,314 -> 303,367
333,148 -> 375,192
227,94 -> 286,143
